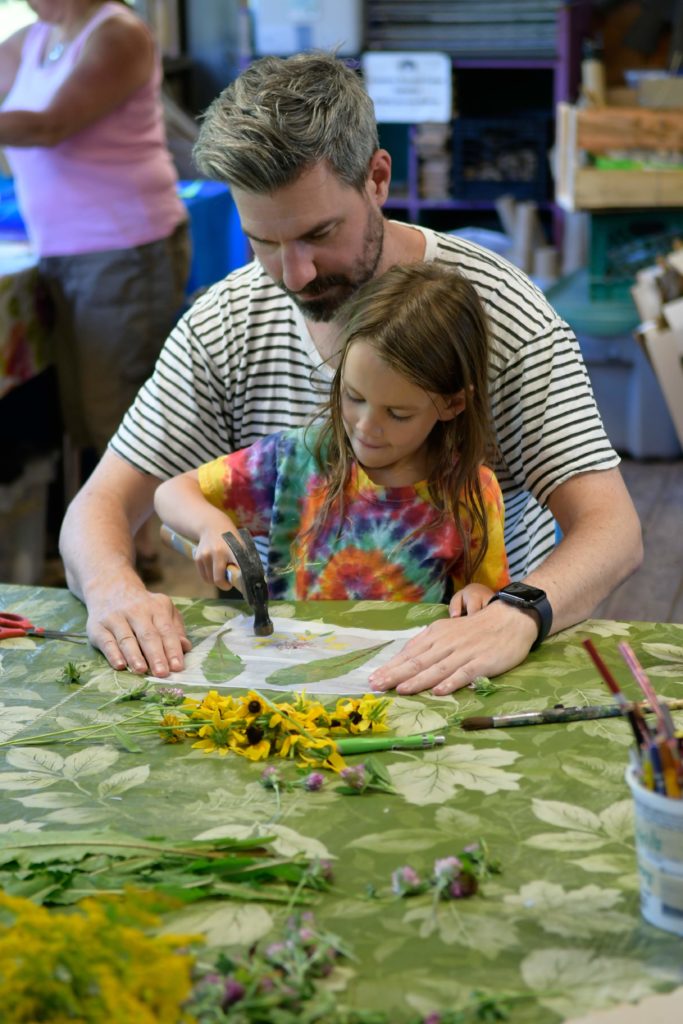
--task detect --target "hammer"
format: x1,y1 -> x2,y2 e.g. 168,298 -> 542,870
159,525 -> 273,636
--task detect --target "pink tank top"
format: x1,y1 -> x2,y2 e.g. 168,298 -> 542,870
2,2 -> 186,256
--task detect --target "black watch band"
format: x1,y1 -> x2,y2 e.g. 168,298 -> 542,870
488,583 -> 553,651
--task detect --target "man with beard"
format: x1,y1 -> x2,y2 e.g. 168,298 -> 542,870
59,52 -> 642,693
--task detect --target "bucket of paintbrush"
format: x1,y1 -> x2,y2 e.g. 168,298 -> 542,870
626,764 -> 683,936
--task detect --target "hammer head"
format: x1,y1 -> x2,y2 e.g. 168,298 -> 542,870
222,529 -> 274,636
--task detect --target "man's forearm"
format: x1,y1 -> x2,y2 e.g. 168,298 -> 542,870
60,488 -> 142,603
59,451 -> 159,605
535,468 -> 643,634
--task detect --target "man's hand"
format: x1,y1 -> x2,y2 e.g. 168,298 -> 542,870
60,451 -> 192,676
369,600 -> 537,696
85,581 -> 192,676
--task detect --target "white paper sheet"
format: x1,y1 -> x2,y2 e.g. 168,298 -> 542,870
148,614 -> 423,695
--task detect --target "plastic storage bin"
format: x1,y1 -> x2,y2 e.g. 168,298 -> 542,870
589,209 -> 683,301
546,270 -> 682,459
0,455 -> 56,585
451,114 -> 551,201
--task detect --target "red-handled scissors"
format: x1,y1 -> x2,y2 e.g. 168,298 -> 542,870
0,612 -> 87,645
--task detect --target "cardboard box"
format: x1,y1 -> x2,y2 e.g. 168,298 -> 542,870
637,324 -> 683,448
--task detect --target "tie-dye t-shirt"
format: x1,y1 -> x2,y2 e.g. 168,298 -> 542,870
198,428 -> 510,603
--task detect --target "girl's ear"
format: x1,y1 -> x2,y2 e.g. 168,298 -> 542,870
438,388 -> 467,421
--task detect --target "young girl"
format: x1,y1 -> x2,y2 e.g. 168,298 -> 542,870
154,263 -> 510,605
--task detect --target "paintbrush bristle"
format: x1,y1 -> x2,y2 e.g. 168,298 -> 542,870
461,716 -> 493,731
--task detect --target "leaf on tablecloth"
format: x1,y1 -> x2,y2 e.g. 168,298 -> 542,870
521,948 -> 668,1020
161,900 -> 273,948
193,822 -> 333,862
97,765 -> 150,798
503,880 -> 629,938
264,641 -> 391,687
386,696 -> 449,735
569,853 -> 638,882
640,642 -> 683,662
387,745 -> 521,805
202,634 -> 245,683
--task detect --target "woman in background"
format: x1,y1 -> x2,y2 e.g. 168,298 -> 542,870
0,0 -> 190,580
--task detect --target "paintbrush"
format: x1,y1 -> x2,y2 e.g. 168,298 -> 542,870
461,699 -> 683,731
582,638 -> 652,745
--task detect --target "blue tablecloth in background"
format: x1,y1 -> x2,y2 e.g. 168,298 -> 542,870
0,176 -> 249,299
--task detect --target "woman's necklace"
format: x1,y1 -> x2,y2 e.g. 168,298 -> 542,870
45,40 -> 66,63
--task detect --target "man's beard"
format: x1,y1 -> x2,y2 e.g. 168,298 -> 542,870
278,206 -> 385,322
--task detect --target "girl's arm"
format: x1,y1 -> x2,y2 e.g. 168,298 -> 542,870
154,471 -> 242,592
449,583 -> 495,616
448,467 -> 510,615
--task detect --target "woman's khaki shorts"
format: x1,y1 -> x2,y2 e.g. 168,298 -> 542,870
40,220 -> 191,452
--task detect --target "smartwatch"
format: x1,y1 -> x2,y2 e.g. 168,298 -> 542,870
488,582 -> 553,651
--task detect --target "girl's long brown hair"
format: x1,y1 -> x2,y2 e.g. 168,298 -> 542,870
309,262 -> 496,583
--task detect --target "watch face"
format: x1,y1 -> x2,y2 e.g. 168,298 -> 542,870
502,582 -> 546,603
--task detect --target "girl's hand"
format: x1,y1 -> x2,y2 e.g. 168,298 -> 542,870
194,530 -> 243,593
449,584 -> 495,617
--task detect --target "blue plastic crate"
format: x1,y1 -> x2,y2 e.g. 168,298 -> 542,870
546,270 -> 682,458
589,209 -> 683,302
451,113 -> 551,201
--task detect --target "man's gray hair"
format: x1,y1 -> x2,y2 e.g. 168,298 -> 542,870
193,51 -> 379,193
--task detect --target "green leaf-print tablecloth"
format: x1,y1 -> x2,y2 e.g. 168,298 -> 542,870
1,584 -> 683,1022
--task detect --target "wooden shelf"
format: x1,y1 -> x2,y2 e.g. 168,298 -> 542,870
556,103 -> 683,211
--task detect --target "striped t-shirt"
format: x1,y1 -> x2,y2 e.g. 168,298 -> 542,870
111,224 -> 619,579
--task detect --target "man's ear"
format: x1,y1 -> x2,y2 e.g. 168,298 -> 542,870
366,149 -> 392,205
438,388 -> 467,421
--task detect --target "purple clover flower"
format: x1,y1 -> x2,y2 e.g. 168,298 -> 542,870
433,856 -> 462,884
259,765 -> 282,789
447,874 -> 478,899
304,771 -> 325,791
221,978 -> 245,1008
391,865 -> 422,896
340,763 -> 367,791
155,685 -> 185,705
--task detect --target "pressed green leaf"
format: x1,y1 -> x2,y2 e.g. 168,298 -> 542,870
202,634 -> 245,683
264,641 -> 390,687
111,726 -> 144,753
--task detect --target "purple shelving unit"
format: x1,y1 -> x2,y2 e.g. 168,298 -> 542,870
382,1 -> 593,245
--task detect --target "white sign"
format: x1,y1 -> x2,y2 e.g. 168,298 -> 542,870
362,51 -> 452,124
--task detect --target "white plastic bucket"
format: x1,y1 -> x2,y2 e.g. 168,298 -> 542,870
626,764 -> 683,936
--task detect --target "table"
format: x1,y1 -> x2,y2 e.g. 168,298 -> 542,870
1,583 -> 682,1022
0,243 -> 51,401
